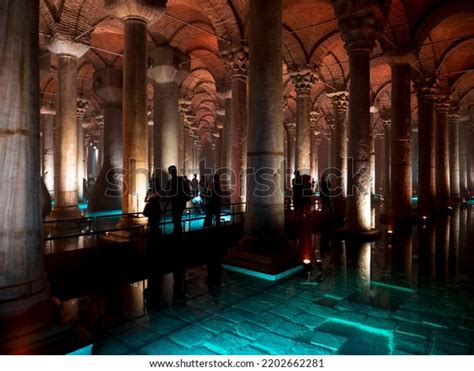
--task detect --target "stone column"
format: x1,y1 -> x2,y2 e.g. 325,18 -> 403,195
310,111 -> 321,184
223,46 -> 248,204
105,0 -> 165,217
415,77 -> 438,216
47,37 -> 89,219
327,91 -> 349,197
381,113 -> 391,212
285,122 -> 296,189
0,0 -> 48,325
231,0 -> 294,273
334,2 -> 378,233
390,62 -> 413,224
40,106 -> 56,195
179,99 -> 191,175
148,45 -> 188,188
370,124 -> 376,196
291,68 -> 316,175
459,122 -> 468,197
449,111 -> 460,199
436,96 -> 451,208
89,67 -> 123,211
147,106 -> 154,175
219,91 -> 232,191
76,98 -> 88,202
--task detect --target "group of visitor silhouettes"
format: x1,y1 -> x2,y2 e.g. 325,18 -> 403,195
292,171 -> 333,220
143,165 -> 223,239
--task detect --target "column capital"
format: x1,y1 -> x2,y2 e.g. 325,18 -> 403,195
414,76 -> 439,99
332,1 -> 381,53
179,98 -> 192,115
380,107 -> 392,126
283,96 -> 289,111
326,90 -> 349,113
290,67 -> 317,95
383,50 -> 418,66
310,110 -> 320,126
40,103 -> 56,115
448,109 -> 460,123
222,45 -> 249,77
95,114 -> 104,128
326,116 -> 336,131
436,95 -> 450,113
77,98 -> 89,119
47,35 -> 89,58
284,122 -> 296,137
93,67 -> 123,107
105,0 -> 166,23
147,45 -> 189,85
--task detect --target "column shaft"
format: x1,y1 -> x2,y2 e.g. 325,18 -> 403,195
41,113 -> 55,194
334,108 -> 348,197
122,18 -> 148,215
346,49 -> 372,231
449,115 -> 460,199
459,123 -> 467,196
54,55 -> 80,217
0,0 -> 47,318
390,63 -> 413,222
295,92 -> 312,174
285,124 -> 296,188
436,101 -> 450,206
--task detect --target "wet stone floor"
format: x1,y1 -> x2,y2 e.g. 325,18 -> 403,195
63,207 -> 474,355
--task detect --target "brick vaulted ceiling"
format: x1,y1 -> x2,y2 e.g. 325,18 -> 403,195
39,0 -> 474,143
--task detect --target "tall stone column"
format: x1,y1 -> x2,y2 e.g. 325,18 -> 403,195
449,111 -> 460,199
76,98 -> 88,202
436,96 -> 451,208
223,47 -> 248,204
179,99 -> 191,175
89,67 -> 123,211
47,37 -> 89,219
148,45 -> 188,188
219,91 -> 232,191
390,62 -> 413,224
285,122 -> 296,189
415,77 -> 438,216
334,2 -> 378,232
381,113 -> 391,212
230,0 -> 294,274
327,91 -> 349,197
0,0 -> 48,327
310,111 -> 321,184
291,68 -> 316,175
40,106 -> 56,195
459,122 -> 468,197
369,107 -> 378,196
105,0 -> 165,218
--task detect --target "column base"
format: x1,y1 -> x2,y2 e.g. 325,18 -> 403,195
105,217 -> 148,242
329,227 -> 380,242
224,235 -> 300,275
51,206 -> 82,220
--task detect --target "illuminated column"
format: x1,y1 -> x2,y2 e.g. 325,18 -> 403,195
436,96 -> 450,208
285,122 -> 296,188
415,77 -> 438,216
291,68 -> 316,175
459,122 -> 468,197
390,62 -> 413,224
234,0 -> 294,270
47,37 -> 89,219
76,98 -> 88,202
184,115 -> 195,177
105,0 -> 166,218
147,107 -> 154,175
449,111 -> 460,199
223,46 -> 248,203
310,111 -> 321,184
369,114 -> 376,196
327,91 -> 349,197
89,67 -> 123,211
381,112 -> 391,212
334,2 -> 378,232
179,99 -> 191,175
0,0 -> 48,327
40,105 -> 56,195
219,90 -> 232,191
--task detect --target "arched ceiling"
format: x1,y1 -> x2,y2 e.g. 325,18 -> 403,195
39,0 -> 474,142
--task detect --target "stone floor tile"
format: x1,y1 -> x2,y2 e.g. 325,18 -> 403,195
228,322 -> 268,341
310,330 -> 348,351
251,333 -> 296,355
139,338 -> 188,355
202,331 -> 250,354
268,304 -> 303,319
168,325 -> 214,348
218,307 -> 254,324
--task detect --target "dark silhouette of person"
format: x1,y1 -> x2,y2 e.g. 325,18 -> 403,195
164,165 -> 191,235
301,174 -> 313,218
191,173 -> 199,197
143,191 -> 162,240
83,178 -> 88,200
320,175 -> 333,213
203,174 -> 223,228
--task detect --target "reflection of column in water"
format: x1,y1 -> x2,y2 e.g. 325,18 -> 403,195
51,236 -> 80,253
121,281 -> 146,318
371,205 -> 376,229
459,208 -> 468,278
61,298 -> 79,323
356,242 -> 371,304
392,227 -> 414,284
161,273 -> 174,306
435,215 -> 450,282
449,208 -> 460,280
418,224 -> 436,282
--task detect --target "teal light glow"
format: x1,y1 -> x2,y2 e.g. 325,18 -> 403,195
78,202 -> 88,210
323,294 -> 344,300
371,281 -> 415,293
422,321 -> 447,329
222,264 -> 303,281
412,195 -> 418,200
84,209 -> 122,218
67,344 -> 93,355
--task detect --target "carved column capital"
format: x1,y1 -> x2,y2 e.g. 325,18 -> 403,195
290,67 -> 317,95
414,77 -> 439,99
436,96 -> 450,113
284,122 -> 296,137
179,98 -> 192,116
326,90 -> 349,113
448,109 -> 460,124
222,45 -> 249,77
77,98 -> 89,119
